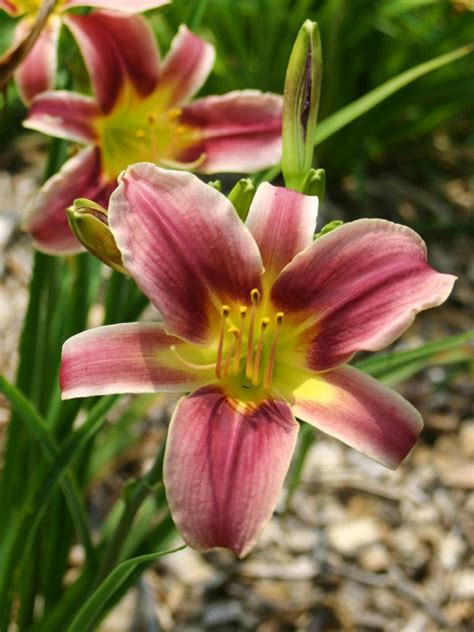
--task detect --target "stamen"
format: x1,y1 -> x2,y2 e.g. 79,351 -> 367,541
251,318 -> 270,386
215,305 -> 230,379
168,107 -> 182,121
263,312 -> 284,389
223,327 -> 239,377
170,346 -> 215,371
246,288 -> 261,379
232,306 -> 247,374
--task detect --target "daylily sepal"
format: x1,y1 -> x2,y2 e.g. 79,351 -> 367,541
67,197 -> 127,274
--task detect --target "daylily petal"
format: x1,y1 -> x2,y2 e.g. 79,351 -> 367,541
61,322 -> 210,399
246,182 -> 318,280
179,90 -> 283,173
164,385 -> 298,557
64,11 -> 160,114
277,364 -> 422,469
159,25 -> 215,107
14,15 -> 60,105
63,0 -> 170,12
271,219 -> 456,371
24,90 -> 99,144
109,163 -> 263,344
23,147 -> 113,254
0,0 -> 19,16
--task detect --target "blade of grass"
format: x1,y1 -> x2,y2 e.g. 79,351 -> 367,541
66,545 -> 185,632
0,376 -> 95,562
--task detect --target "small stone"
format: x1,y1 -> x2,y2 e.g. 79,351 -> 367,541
359,544 -> 391,572
327,517 -> 381,555
438,531 -> 466,570
450,569 -> 474,599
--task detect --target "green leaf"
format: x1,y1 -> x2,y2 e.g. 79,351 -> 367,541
66,545 -> 186,632
0,376 -> 94,561
354,331 -> 474,385
313,43 -> 474,147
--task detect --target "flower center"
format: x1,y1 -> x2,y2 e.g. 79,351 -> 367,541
169,289 -> 285,393
96,92 -> 201,179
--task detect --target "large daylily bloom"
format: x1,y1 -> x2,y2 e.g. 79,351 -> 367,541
22,13 -> 283,254
60,164 -> 455,557
0,0 -> 169,105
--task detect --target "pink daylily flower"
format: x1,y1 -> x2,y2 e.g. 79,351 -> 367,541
22,13 -> 283,254
60,164 -> 456,557
0,0 -> 169,105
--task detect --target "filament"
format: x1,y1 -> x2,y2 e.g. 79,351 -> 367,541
251,318 -> 270,386
232,306 -> 247,374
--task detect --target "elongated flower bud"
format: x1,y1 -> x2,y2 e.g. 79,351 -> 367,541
67,198 -> 128,275
281,20 -> 323,191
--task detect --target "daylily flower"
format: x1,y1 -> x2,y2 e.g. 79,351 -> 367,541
22,13 -> 283,254
0,0 -> 169,105
60,164 -> 455,557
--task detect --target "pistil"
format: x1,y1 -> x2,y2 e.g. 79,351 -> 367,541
223,327 -> 239,377
263,312 -> 284,389
245,289 -> 261,379
232,306 -> 247,374
251,318 -> 270,386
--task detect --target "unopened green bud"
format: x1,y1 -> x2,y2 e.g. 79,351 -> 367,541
282,20 -> 323,192
228,177 -> 256,221
301,168 -> 325,199
208,180 -> 222,192
67,198 -> 128,275
315,220 -> 343,239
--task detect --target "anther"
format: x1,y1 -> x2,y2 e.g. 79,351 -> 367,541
246,288 -> 261,379
232,306 -> 247,374
263,312 -> 284,389
215,305 -> 230,379
223,327 -> 239,377
252,318 -> 270,386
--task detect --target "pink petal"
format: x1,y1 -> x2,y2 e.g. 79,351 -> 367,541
159,25 -> 215,107
24,90 -> 99,143
271,219 -> 456,371
61,323 -> 210,399
23,147 -> 114,254
64,11 -> 159,114
281,364 -> 422,469
164,385 -> 298,557
14,15 -> 61,105
109,163 -> 263,344
64,0 -> 170,12
246,182 -> 318,280
179,90 -> 283,173
0,0 -> 19,16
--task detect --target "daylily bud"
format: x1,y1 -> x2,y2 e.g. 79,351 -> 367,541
228,178 -> 256,221
282,20 -> 323,191
67,198 -> 128,275
208,180 -> 222,192
301,168 -> 325,199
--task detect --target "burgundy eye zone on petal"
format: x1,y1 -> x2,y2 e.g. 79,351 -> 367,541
164,386 -> 299,557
